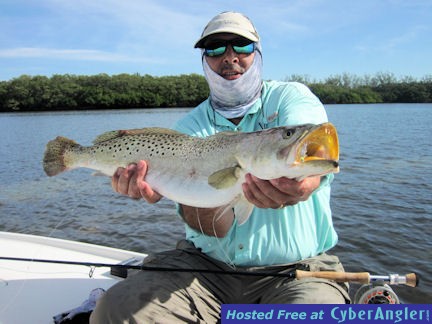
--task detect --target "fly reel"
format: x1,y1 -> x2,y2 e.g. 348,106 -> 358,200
354,283 -> 400,304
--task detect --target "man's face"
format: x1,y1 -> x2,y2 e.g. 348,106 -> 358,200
203,33 -> 256,81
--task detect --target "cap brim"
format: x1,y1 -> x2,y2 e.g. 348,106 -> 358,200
194,28 -> 259,48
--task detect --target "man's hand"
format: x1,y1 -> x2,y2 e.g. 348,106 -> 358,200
112,160 -> 162,203
242,174 -> 321,209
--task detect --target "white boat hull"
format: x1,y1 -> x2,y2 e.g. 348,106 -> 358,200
0,231 -> 147,324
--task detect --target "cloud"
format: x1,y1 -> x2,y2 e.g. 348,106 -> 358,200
355,24 -> 429,54
42,0 -> 205,48
0,47 -> 164,63
382,25 -> 428,49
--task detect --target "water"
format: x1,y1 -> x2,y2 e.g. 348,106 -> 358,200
0,104 -> 431,303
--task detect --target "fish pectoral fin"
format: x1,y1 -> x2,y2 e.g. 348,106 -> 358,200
208,166 -> 241,189
233,196 -> 254,225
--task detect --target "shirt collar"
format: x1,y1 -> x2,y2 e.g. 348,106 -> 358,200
208,97 -> 262,130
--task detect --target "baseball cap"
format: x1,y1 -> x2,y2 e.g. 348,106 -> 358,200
194,11 -> 260,48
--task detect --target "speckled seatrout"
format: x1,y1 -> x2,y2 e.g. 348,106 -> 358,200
43,123 -> 339,224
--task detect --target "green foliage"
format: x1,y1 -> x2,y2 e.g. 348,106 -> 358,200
1,72 -> 431,112
309,84 -> 382,104
286,72 -> 431,105
0,73 -> 209,112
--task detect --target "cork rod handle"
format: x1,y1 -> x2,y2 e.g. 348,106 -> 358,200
295,270 -> 371,284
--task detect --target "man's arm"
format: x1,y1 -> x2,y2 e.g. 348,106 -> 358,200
178,205 -> 234,238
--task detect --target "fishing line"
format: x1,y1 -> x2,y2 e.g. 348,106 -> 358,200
211,206 -> 237,269
0,176 -> 81,316
195,206 -> 236,270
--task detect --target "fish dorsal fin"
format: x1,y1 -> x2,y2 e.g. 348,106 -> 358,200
92,127 -> 181,144
137,127 -> 182,135
208,165 -> 242,189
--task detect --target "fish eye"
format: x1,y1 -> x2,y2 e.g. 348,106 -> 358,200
284,129 -> 293,138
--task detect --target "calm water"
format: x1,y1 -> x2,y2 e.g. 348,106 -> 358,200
0,104 -> 431,303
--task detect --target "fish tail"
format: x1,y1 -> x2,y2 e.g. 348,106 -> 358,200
43,136 -> 80,176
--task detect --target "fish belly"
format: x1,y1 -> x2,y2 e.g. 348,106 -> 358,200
145,170 -> 243,208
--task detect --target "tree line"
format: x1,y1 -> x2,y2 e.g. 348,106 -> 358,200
0,73 -> 209,112
290,72 -> 432,104
1,72 -> 431,112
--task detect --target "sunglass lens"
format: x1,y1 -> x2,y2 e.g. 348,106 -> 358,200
204,46 -> 226,57
233,43 -> 255,54
204,41 -> 255,57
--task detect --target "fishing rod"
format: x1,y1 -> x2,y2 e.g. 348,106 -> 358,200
0,256 -> 419,287
295,269 -> 418,287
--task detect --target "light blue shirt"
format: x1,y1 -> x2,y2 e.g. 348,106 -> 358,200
173,80 -> 338,266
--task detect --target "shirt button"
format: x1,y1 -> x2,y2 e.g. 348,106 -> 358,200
238,244 -> 244,250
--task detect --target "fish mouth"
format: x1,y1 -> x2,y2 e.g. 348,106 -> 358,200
295,122 -> 339,164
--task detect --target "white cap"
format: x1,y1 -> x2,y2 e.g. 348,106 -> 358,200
194,11 -> 260,48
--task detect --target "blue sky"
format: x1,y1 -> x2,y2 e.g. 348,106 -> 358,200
1,0 -> 431,81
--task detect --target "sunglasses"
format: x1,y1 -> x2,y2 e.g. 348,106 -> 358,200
203,39 -> 256,57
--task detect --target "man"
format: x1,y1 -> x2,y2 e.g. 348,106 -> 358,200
91,11 -> 350,323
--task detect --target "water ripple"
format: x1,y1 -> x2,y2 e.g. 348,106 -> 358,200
1,105 -> 431,303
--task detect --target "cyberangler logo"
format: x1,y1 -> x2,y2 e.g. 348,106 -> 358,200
331,306 -> 430,324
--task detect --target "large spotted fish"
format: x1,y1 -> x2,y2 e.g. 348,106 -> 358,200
43,123 -> 339,224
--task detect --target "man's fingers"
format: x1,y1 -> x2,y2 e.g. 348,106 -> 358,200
111,167 -> 124,192
138,181 -> 162,203
135,161 -> 162,203
243,174 -> 284,209
117,164 -> 136,195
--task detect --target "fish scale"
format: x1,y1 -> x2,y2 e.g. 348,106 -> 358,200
43,124 -> 339,225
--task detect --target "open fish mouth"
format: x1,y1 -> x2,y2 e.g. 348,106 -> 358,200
295,122 -> 339,164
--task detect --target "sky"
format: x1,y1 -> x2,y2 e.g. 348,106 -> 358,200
1,0 -> 431,82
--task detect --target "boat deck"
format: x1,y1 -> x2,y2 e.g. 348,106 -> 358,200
0,231 -> 147,324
